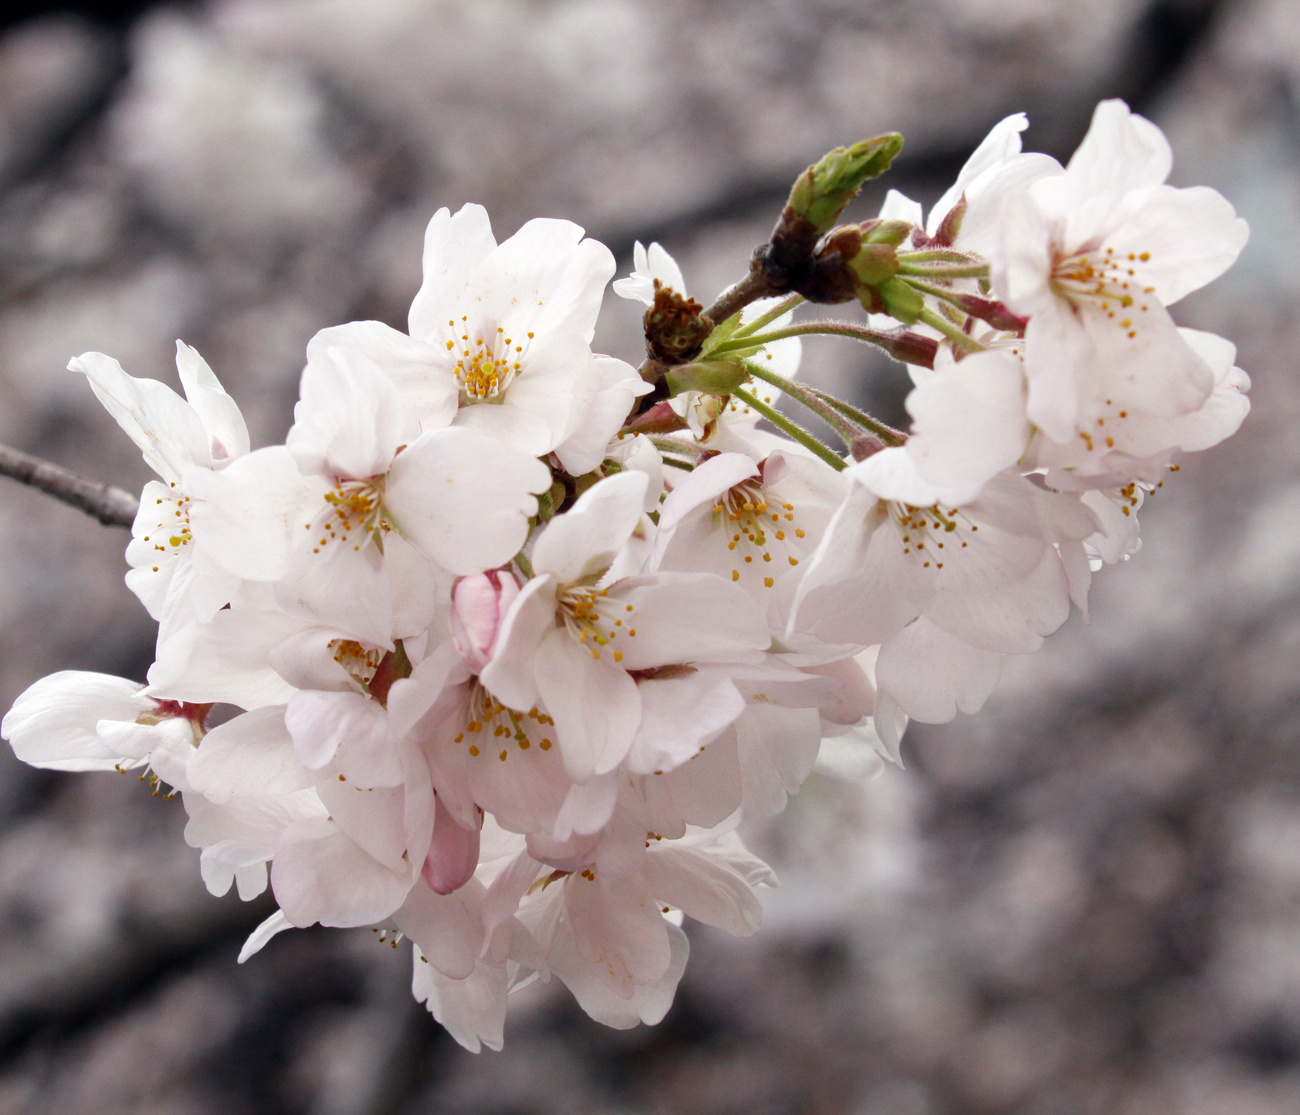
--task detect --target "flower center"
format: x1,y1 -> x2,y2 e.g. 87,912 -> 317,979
446,319 -> 533,403
455,681 -> 554,761
890,501 -> 973,570
1051,245 -> 1156,339
329,638 -> 384,689
557,584 -> 638,663
312,478 -> 390,554
138,483 -> 192,573
713,479 -> 804,589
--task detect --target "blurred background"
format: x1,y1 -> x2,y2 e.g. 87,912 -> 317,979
0,0 -> 1297,1111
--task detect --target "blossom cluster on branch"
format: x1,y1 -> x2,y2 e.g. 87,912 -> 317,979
1,100 -> 1248,1051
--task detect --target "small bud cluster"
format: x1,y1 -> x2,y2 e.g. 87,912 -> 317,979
1,100 -> 1249,1051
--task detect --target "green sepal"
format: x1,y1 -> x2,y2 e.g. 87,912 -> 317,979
789,133 -> 905,234
665,359 -> 751,398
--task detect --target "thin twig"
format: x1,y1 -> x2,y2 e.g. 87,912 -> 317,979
702,268 -> 774,327
0,443 -> 137,527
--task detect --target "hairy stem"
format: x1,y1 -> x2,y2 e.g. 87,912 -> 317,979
808,388 -> 906,447
727,294 -> 804,339
916,307 -> 986,354
742,360 -> 862,448
713,320 -> 913,355
0,443 -> 137,527
730,387 -> 846,472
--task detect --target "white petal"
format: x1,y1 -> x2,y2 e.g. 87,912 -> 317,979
384,427 -> 549,575
174,341 -> 249,462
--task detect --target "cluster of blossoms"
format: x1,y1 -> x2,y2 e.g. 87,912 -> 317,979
1,101 -> 1248,1051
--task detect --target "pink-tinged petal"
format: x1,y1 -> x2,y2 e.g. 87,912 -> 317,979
485,218 -> 613,342
929,112 -> 1029,234
279,525 -> 393,648
422,798 -> 482,895
272,816 -> 412,927
535,628 -> 641,780
549,918 -> 689,1028
530,470 -> 647,583
993,187 -> 1055,314
237,910 -> 294,963
189,705 -> 312,802
478,575 -> 556,714
450,570 -> 521,674
736,704 -> 821,818
657,453 -> 759,532
644,844 -> 764,936
553,774 -> 619,841
384,427 -> 549,575
395,880 -> 483,980
1063,100 -> 1172,241
1107,184 -> 1247,306
291,345 -> 408,479
565,873 -> 674,995
1022,300 -> 1094,443
307,321 -> 459,431
285,689 -> 393,777
69,352 -> 211,481
652,732 -> 742,830
453,392 -> 557,458
318,780 -> 411,874
481,850 -> 544,944
794,487 -> 920,647
411,953 -> 510,1053
905,351 -> 1029,503
876,618 -> 1004,722
2,671 -> 151,771
626,670 -> 744,776
552,355 -> 650,477
174,341 -> 249,462
606,573 -> 769,671
1080,297 -> 1215,418
184,446 -> 306,582
409,204 -> 498,340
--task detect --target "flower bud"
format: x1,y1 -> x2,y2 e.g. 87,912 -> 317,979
664,359 -> 751,398
787,134 -> 905,235
451,570 -> 521,673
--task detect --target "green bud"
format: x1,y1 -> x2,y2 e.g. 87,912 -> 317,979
846,242 -> 899,288
871,277 -> 925,324
860,218 -> 913,247
665,360 -> 750,398
788,134 -> 905,234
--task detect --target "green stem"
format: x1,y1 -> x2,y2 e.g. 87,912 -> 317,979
897,249 -> 983,265
742,360 -> 861,448
713,320 -> 907,355
660,455 -> 694,471
907,277 -> 973,311
917,307 -> 986,354
808,388 -> 906,447
896,261 -> 990,279
728,294 -> 804,338
731,386 -> 846,472
514,550 -> 535,579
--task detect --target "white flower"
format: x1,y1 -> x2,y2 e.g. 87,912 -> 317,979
481,471 -> 770,783
71,343 -> 248,635
405,203 -> 624,458
993,99 -> 1249,446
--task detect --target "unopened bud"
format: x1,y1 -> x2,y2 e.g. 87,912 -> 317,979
948,293 -> 1028,333
451,570 -> 521,673
788,134 -> 905,235
800,220 -> 915,307
665,359 -> 750,398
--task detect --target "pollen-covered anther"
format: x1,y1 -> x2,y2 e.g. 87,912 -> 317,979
1051,245 -> 1155,326
462,683 -> 552,759
558,584 -> 634,660
317,478 -> 390,553
448,319 -> 531,402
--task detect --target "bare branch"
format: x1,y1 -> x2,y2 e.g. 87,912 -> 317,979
0,443 -> 138,528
